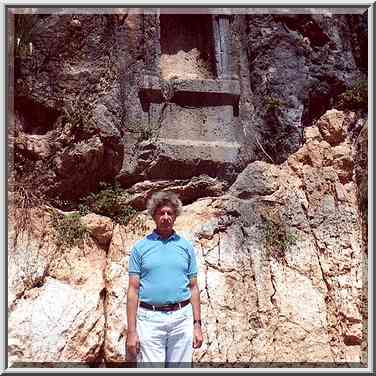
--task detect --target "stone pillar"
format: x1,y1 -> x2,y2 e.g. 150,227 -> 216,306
212,14 -> 232,80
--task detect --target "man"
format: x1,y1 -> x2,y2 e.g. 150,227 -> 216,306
126,191 -> 203,367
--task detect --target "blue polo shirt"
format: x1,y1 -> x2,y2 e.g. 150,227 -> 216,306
128,231 -> 198,305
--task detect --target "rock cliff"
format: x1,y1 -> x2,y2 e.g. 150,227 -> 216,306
8,7 -> 368,367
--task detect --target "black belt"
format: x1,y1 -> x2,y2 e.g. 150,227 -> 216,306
139,299 -> 190,312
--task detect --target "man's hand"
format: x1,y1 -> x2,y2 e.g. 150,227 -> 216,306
193,325 -> 203,349
126,331 -> 140,361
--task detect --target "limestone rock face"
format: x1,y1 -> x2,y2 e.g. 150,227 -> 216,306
8,210 -> 107,365
127,174 -> 228,210
316,109 -> 347,145
8,109 -> 366,366
12,11 -> 367,196
245,13 -> 367,163
12,14 -> 124,201
352,118 -> 368,364
81,213 -> 114,246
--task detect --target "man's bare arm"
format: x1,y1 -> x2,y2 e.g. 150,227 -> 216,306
126,275 -> 140,359
189,277 -> 203,349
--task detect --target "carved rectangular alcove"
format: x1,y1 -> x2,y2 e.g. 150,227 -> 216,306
160,14 -> 216,80
140,12 -> 239,111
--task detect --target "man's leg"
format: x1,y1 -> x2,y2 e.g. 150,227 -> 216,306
136,310 -> 167,367
165,306 -> 193,367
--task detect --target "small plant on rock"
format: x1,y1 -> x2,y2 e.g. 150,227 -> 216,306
261,206 -> 298,263
78,203 -> 90,216
80,182 -> 137,225
9,170 -> 46,239
264,96 -> 287,113
49,210 -> 88,249
336,80 -> 368,111
63,98 -> 96,137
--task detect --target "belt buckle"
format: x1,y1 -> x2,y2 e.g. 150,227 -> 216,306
178,302 -> 182,309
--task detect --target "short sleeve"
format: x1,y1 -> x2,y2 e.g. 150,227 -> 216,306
128,246 -> 141,276
187,242 -> 198,279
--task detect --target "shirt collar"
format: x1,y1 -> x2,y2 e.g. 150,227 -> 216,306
151,230 -> 178,241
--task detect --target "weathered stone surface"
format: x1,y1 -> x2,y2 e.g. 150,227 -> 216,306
14,132 -> 54,160
54,136 -> 104,178
304,126 -> 322,142
9,277 -> 105,364
353,120 -> 368,217
245,13 -> 366,163
352,119 -> 368,364
8,209 -> 107,365
118,136 -> 243,187
12,11 -> 367,196
140,75 -> 240,97
229,161 -> 280,199
13,13 -> 124,200
81,213 -> 114,246
160,14 -> 216,80
127,175 -> 228,210
316,109 -> 347,146
8,209 -> 52,309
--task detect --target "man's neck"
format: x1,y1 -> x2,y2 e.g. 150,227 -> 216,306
155,228 -> 174,240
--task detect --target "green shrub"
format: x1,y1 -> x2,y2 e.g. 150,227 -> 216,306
264,96 -> 287,113
63,99 -> 96,136
50,210 -> 88,248
118,206 -> 138,226
80,182 -> 137,225
261,207 -> 297,263
337,80 -> 367,111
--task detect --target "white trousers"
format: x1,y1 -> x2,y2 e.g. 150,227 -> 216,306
136,303 -> 193,367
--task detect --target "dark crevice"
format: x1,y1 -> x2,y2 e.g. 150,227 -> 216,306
273,14 -> 331,48
15,96 -> 61,135
346,13 -> 368,72
92,286 -> 107,367
301,77 -> 347,128
90,341 -> 105,367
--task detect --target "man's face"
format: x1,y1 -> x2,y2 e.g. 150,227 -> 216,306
153,204 -> 176,233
